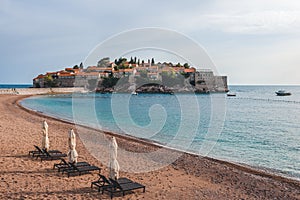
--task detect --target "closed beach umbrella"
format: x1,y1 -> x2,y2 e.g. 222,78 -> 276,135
43,120 -> 48,134
41,121 -> 50,151
109,137 -> 120,180
67,129 -> 78,163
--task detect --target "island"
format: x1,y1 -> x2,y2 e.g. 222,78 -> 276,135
33,57 -> 228,93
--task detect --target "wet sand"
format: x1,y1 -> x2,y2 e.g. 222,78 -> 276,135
0,94 -> 299,199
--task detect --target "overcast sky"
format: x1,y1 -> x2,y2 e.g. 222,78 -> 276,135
1,0 -> 300,85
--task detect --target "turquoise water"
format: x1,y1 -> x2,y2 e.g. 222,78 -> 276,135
0,84 -> 32,88
20,85 -> 300,180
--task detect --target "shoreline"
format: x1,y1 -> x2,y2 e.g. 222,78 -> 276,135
17,95 -> 300,187
0,94 -> 299,199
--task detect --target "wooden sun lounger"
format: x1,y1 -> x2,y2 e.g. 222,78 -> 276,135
53,158 -> 90,172
63,162 -> 101,177
29,145 -> 62,157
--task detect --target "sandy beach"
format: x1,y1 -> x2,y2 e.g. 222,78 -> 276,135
0,94 -> 300,199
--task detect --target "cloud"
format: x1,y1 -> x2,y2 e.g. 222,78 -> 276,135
154,0 -> 300,35
1,0 -> 300,83
212,37 -> 300,84
0,1 -> 94,37
203,11 -> 300,34
164,9 -> 300,35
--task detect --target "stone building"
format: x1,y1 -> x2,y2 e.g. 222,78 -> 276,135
194,70 -> 228,92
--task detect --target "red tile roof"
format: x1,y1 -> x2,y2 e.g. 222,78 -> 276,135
184,68 -> 196,73
34,74 -> 45,79
46,72 -> 57,75
58,73 -> 75,77
78,72 -> 100,76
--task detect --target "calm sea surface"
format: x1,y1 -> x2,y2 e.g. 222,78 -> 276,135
0,84 -> 32,88
20,85 -> 300,180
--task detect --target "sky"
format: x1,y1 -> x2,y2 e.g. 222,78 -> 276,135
1,0 -> 300,85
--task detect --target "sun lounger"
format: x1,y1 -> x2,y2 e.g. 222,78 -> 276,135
106,178 -> 145,198
91,174 -> 112,192
93,175 -> 145,198
63,162 -> 101,177
53,158 -> 90,172
91,174 -> 133,193
39,150 -> 67,161
29,145 -> 62,157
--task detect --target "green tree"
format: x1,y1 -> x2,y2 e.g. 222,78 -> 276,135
183,63 -> 190,69
176,63 -> 181,67
151,58 -> 155,64
129,57 -> 133,64
180,72 -> 190,78
97,57 -> 110,68
101,77 -> 120,88
35,82 -> 41,88
73,65 -> 79,69
44,75 -> 57,87
116,57 -> 127,66
79,62 -> 84,69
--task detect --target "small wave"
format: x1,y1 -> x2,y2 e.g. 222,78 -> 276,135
229,97 -> 300,104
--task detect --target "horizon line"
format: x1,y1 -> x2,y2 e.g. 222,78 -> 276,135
1,83 -> 300,87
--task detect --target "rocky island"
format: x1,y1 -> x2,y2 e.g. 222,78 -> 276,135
33,57 -> 228,93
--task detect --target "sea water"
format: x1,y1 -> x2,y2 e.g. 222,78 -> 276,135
20,85 -> 300,180
0,84 -> 32,88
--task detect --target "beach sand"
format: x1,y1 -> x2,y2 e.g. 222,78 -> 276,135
0,94 -> 299,199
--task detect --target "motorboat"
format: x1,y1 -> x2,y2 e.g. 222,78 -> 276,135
131,91 -> 138,95
275,90 -> 291,96
227,92 -> 236,97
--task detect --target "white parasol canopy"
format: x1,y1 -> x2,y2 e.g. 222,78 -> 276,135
67,129 -> 78,163
41,121 -> 49,151
109,136 -> 120,180
43,120 -> 48,134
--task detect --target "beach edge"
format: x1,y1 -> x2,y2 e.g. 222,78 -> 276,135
15,94 -> 300,188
